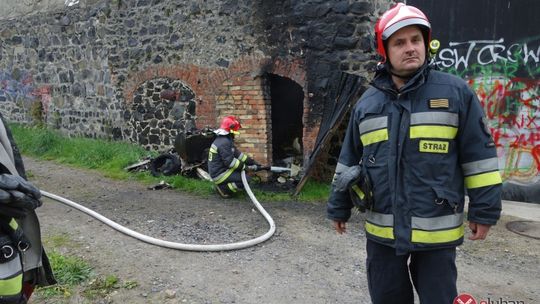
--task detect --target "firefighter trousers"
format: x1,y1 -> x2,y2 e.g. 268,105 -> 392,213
366,239 -> 458,304
215,172 -> 250,198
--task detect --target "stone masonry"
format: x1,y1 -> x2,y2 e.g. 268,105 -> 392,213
0,0 -> 391,180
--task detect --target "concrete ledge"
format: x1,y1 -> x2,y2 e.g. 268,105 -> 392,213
500,200 -> 540,221
465,199 -> 540,221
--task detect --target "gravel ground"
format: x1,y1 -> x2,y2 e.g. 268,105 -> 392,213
24,157 -> 539,304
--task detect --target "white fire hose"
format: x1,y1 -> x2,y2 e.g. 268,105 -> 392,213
40,171 -> 276,251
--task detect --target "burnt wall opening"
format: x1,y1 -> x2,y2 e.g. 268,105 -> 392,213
268,73 -> 303,166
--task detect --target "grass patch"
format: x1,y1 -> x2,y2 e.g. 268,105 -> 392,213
35,251 -> 139,302
43,233 -> 73,248
82,275 -> 119,299
288,180 -> 331,202
36,251 -> 93,298
34,236 -> 139,302
10,124 -> 330,202
10,124 -> 154,180
49,252 -> 93,286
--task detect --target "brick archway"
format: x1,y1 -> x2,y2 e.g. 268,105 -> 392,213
121,55 -> 313,167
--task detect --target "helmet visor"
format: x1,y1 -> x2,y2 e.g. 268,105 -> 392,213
382,18 -> 430,40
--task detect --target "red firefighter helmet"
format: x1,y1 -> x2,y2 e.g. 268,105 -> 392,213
375,3 -> 431,62
218,116 -> 242,135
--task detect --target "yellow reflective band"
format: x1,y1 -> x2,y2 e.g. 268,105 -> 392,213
465,171 -> 503,189
239,154 -> 248,162
351,185 -> 365,199
214,168 -> 235,184
419,140 -> 449,153
227,183 -> 238,193
360,129 -> 388,146
228,158 -> 241,170
9,218 -> 18,230
0,273 -> 22,296
410,126 -> 458,139
411,225 -> 464,244
365,222 -> 394,240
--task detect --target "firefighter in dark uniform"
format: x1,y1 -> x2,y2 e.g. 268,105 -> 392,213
0,113 -> 56,303
327,3 -> 502,304
208,116 -> 261,198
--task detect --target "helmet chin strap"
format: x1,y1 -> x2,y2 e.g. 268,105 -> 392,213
386,63 -> 415,85
387,59 -> 428,87
390,69 -> 415,80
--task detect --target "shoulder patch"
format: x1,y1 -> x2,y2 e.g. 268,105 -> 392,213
429,98 -> 449,109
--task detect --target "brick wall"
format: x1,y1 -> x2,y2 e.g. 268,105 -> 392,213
218,76 -> 270,163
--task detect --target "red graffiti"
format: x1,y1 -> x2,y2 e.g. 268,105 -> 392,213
492,129 -> 540,146
31,86 -> 50,97
533,145 -> 540,171
494,113 -> 539,129
475,76 -> 540,179
475,77 -> 539,120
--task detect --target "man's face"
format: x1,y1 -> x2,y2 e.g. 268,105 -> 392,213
386,25 -> 426,77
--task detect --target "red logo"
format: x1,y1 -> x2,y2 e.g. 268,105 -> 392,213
454,294 -> 477,304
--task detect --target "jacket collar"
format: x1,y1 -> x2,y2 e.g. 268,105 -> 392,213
371,62 -> 430,97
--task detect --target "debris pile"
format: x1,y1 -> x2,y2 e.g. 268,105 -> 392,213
124,128 -> 303,193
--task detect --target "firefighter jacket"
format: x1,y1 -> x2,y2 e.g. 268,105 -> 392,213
327,64 -> 502,254
0,114 -> 56,301
208,135 -> 255,184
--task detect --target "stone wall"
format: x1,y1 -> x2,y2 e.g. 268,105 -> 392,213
0,0 -> 391,179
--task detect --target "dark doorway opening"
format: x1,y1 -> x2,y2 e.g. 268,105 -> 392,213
268,74 -> 304,165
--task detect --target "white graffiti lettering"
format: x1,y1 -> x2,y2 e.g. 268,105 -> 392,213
435,38 -> 540,69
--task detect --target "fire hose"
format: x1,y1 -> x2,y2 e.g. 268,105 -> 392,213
40,170 -> 276,251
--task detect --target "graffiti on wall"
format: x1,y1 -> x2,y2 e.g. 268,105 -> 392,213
435,37 -> 540,183
0,68 -> 52,118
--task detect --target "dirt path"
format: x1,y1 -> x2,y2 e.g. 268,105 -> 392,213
25,157 -> 539,304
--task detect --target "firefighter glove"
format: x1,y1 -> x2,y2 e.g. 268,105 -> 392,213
0,174 -> 41,200
246,165 -> 259,171
0,174 -> 42,218
349,174 -> 373,213
333,165 -> 361,192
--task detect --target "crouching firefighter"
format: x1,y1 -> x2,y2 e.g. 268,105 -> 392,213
208,116 -> 263,198
0,114 -> 55,303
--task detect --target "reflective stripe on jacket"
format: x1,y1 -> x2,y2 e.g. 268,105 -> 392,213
207,135 -> 253,184
327,64 -> 502,253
